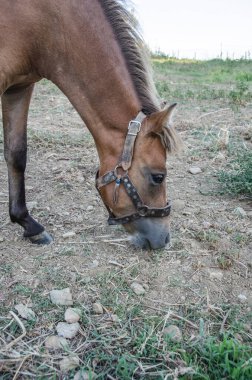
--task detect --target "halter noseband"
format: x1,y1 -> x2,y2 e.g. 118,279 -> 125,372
95,111 -> 171,225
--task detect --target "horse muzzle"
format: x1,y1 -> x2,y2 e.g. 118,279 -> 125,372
125,217 -> 171,250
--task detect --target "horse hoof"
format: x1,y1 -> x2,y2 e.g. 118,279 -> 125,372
27,231 -> 53,245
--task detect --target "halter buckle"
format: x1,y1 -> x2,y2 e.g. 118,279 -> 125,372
128,120 -> 141,136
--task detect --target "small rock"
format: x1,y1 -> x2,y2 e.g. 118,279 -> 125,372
109,314 -> 120,323
202,221 -> 211,229
238,294 -> 247,303
44,336 -> 69,350
74,369 -> 97,380
163,325 -> 182,343
56,322 -> 80,339
209,271 -> 223,281
64,308 -> 81,323
62,231 -> 76,239
87,205 -> 94,211
0,236 -> 4,242
89,260 -> 99,268
130,282 -> 145,296
92,302 -> 103,314
188,166 -> 202,175
173,199 -> 186,211
26,201 -> 38,211
14,304 -> 36,321
59,356 -> 80,372
50,288 -> 73,306
234,207 -> 247,217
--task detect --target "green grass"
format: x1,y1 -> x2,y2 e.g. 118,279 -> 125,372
153,57 -> 252,103
218,149 -> 252,196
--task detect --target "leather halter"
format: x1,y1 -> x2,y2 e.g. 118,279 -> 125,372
96,111 -> 171,225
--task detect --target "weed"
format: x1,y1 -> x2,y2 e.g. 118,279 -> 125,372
218,149 -> 252,196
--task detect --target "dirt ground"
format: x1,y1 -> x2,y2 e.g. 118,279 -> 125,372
0,80 -> 251,377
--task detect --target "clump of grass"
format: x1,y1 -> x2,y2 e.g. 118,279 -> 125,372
218,149 -> 252,196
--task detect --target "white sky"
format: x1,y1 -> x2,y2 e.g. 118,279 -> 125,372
133,0 -> 252,59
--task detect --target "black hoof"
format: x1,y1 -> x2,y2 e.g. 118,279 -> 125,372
27,231 -> 53,245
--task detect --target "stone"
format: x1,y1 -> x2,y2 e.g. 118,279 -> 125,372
202,221 -> 211,229
50,288 -> 73,306
0,236 -> 4,242
56,322 -> 80,339
74,369 -> 97,380
209,271 -> 223,281
188,166 -> 202,175
238,294 -> 247,303
14,304 -> 36,321
26,201 -> 38,211
59,356 -> 80,372
109,314 -> 120,323
130,282 -> 145,295
173,199 -> 186,211
163,325 -> 182,343
87,205 -> 94,211
64,308 -> 81,323
89,260 -> 99,268
62,231 -> 76,239
44,336 -> 69,350
92,302 -> 103,314
233,207 -> 247,217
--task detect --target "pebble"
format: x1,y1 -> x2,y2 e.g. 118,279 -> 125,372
130,282 -> 145,295
234,207 -> 247,217
87,205 -> 94,211
64,308 -> 81,323
56,322 -> 80,339
163,325 -> 183,343
108,314 -> 120,323
62,231 -> 76,239
238,294 -> 247,303
44,336 -> 69,350
0,236 -> 4,242
50,288 -> 73,306
92,302 -> 103,314
26,201 -> 38,211
59,356 -> 80,372
209,271 -> 223,281
74,369 -> 97,380
14,304 -> 36,321
202,221 -> 211,229
188,166 -> 202,175
89,260 -> 99,268
172,199 -> 186,211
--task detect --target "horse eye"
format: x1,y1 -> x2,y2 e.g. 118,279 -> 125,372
151,174 -> 165,184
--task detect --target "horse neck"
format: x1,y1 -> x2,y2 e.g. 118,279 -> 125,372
36,0 -> 141,170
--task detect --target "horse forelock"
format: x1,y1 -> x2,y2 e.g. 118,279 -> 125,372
158,125 -> 182,154
98,0 -> 160,115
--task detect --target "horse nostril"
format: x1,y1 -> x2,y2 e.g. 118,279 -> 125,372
165,233 -> 170,245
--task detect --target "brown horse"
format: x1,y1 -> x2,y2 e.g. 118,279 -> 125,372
0,0 -> 181,249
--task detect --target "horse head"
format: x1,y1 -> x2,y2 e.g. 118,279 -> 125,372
97,104 -> 181,249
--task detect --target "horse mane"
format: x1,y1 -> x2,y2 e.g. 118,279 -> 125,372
98,0 -> 182,153
98,0 -> 160,115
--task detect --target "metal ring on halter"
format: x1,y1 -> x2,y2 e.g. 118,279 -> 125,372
114,164 -> 128,178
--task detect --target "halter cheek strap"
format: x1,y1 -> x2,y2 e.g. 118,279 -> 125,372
95,111 -> 172,225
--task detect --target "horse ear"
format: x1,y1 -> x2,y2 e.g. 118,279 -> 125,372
145,103 -> 177,134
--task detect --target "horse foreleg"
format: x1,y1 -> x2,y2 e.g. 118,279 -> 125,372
2,84 -> 53,244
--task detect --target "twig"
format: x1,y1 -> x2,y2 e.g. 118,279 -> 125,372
198,108 -> 230,120
13,355 -> 31,380
4,311 -> 27,350
145,305 -> 198,329
220,309 -> 231,334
